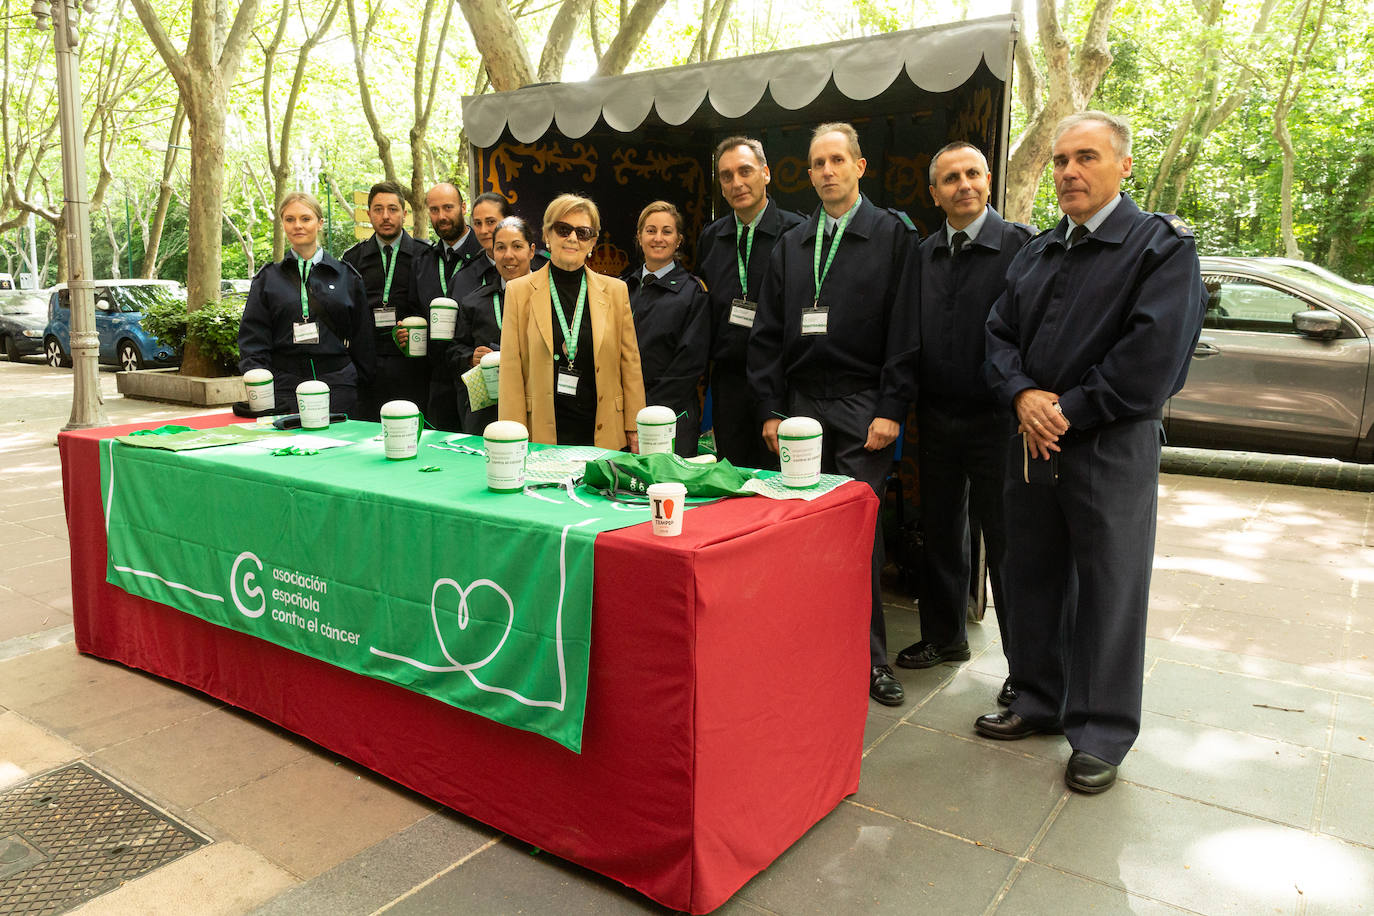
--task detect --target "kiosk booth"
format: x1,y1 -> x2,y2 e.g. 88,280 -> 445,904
461,14 -> 1019,613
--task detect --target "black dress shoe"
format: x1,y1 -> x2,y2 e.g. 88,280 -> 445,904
1066,750 -> 1118,794
974,711 -> 1061,740
870,665 -> 905,706
895,639 -> 971,669
997,678 -> 1017,706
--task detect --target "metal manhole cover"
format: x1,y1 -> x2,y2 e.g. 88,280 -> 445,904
0,762 -> 208,915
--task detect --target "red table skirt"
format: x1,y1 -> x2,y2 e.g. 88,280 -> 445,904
59,415 -> 876,913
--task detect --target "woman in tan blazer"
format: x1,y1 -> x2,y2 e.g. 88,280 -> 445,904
498,194 -> 646,450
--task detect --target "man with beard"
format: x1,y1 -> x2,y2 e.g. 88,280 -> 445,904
342,180 -> 429,420
409,182 -> 483,431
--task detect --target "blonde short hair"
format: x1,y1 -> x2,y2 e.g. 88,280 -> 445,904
810,122 -> 862,161
543,194 -> 601,237
277,191 -> 323,221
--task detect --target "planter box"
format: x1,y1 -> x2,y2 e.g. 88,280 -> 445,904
116,367 -> 244,406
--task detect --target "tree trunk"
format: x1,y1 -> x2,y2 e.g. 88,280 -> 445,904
595,0 -> 670,76
1274,0 -> 1328,259
346,0 -> 401,190
142,102 -> 185,277
538,0 -> 592,81
1003,0 -> 1121,223
182,83 -> 227,373
457,0 -> 533,91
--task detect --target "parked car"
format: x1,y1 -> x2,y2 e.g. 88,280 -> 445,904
1165,256 -> 1374,463
221,278 -> 252,296
43,280 -> 184,371
1252,256 -> 1374,297
0,290 -> 50,360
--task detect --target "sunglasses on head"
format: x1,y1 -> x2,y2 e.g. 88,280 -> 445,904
551,222 -> 597,243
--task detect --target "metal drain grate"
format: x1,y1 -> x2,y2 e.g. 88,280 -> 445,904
0,762 -> 208,915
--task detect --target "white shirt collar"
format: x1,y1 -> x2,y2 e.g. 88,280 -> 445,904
946,207 -> 990,246
642,262 -> 675,280
1069,193 -> 1123,242
293,247 -> 324,265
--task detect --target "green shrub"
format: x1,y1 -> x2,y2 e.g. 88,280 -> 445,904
188,297 -> 246,373
141,297 -> 188,351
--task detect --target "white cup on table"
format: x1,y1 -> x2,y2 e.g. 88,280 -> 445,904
243,368 -> 274,412
636,405 -> 677,455
777,416 -> 823,488
483,420 -> 528,493
648,482 -> 687,536
296,380 -> 331,430
380,400 -> 421,460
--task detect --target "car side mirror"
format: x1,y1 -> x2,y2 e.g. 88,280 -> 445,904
1292,309 -> 1342,339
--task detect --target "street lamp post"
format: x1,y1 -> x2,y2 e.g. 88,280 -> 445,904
34,0 -> 108,430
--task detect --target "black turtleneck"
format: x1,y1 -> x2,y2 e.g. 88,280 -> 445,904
547,263 -> 597,445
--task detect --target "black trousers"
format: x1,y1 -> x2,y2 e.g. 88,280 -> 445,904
916,404 -> 1013,649
426,340 -> 464,432
1001,418 -> 1163,765
790,388 -> 896,668
711,363 -> 777,471
357,354 -> 429,422
275,363 -> 358,418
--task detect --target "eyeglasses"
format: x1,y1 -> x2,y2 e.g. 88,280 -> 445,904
551,222 -> 597,243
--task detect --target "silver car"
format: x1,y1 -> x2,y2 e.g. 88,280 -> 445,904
1165,257 -> 1374,463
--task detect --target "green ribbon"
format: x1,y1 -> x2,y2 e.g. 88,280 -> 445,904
812,196 -> 862,307
548,271 -> 588,363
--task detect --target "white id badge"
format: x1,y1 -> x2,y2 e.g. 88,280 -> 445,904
374,308 -> 397,328
728,298 -> 757,328
556,370 -> 580,397
293,321 -> 320,344
800,308 -> 829,336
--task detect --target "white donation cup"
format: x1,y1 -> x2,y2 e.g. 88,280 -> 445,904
380,399 -> 421,460
398,316 -> 428,357
777,416 -> 823,488
243,368 -> 274,412
296,380 -> 331,430
480,350 -> 501,398
648,482 -> 687,537
429,297 -> 458,341
483,420 -> 528,493
636,405 -> 677,455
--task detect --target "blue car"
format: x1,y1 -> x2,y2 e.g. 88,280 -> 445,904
0,290 -> 50,361
44,280 -> 183,371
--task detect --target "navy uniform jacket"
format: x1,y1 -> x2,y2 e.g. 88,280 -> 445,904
696,199 -> 805,368
620,262 -> 711,414
238,252 -> 375,382
748,196 -> 919,423
985,194 -> 1206,430
341,230 -> 428,359
449,275 -> 505,375
905,208 -> 1034,410
408,231 -> 484,317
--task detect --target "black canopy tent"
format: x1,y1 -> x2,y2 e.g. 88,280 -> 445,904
460,15 -> 1019,276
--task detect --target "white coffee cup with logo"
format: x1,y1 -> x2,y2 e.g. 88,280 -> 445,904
483,420 -> 528,493
777,416 -> 823,487
296,380 -> 331,430
429,297 -> 458,341
380,399 -> 421,460
243,368 -> 274,412
648,482 -> 688,536
636,405 -> 677,455
480,350 -> 501,398
398,316 -> 428,357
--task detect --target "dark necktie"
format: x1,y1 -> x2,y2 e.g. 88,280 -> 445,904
738,225 -> 751,263
950,230 -> 968,256
1068,224 -> 1089,248
381,245 -> 393,276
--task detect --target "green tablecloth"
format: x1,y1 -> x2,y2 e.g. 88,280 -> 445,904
101,422 -> 649,751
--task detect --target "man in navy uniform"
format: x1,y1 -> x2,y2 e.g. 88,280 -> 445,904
749,122 -> 919,707
697,136 -> 804,469
409,182 -> 483,431
893,143 -> 1033,713
975,111 -> 1205,793
342,180 -> 429,421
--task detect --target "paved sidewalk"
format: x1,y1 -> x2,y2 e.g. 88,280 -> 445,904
2,358 -> 1373,915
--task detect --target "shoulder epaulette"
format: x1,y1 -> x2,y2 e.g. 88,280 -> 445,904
1156,213 -> 1194,238
887,208 -> 917,231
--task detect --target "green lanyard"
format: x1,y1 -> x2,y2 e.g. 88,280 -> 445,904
548,272 -> 588,362
297,257 -> 312,320
492,291 -> 503,330
736,220 -> 755,299
378,240 -> 397,305
812,197 -> 861,307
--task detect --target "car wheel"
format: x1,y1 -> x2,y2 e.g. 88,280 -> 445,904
117,340 -> 143,372
2,335 -> 18,362
45,336 -> 71,368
